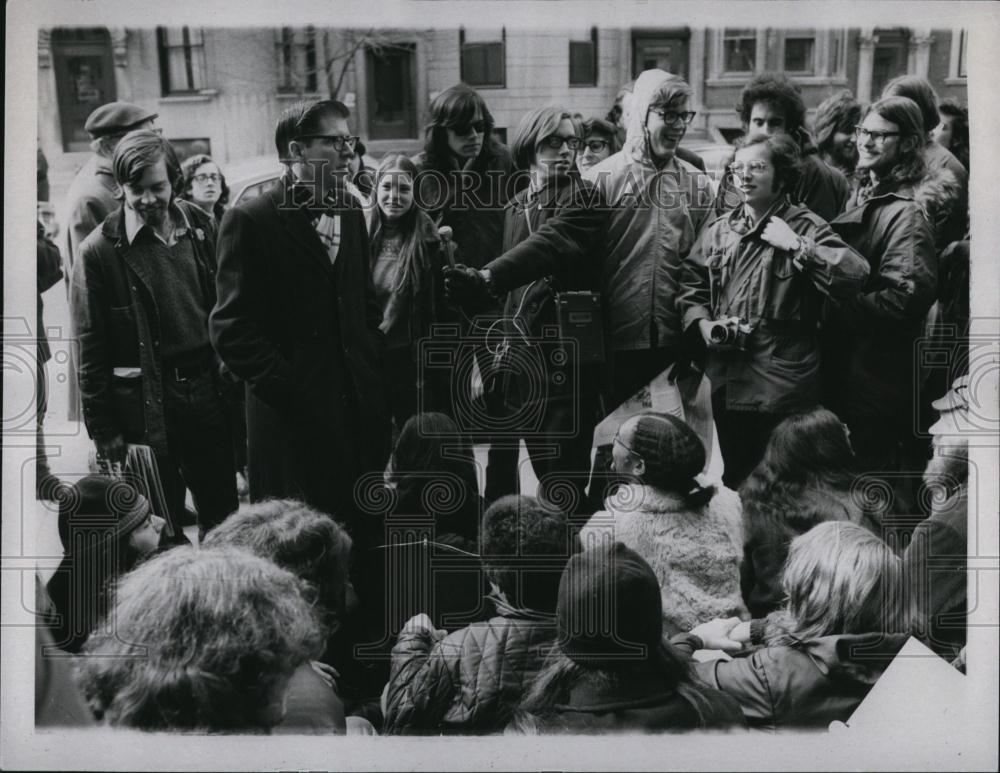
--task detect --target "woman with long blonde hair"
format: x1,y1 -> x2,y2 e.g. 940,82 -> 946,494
684,521 -> 909,730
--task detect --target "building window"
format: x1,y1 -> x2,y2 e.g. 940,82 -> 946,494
957,30 -> 968,78
722,28 -> 756,73
156,27 -> 207,94
569,27 -> 598,87
460,28 -> 505,88
783,30 -> 817,75
276,27 -> 319,93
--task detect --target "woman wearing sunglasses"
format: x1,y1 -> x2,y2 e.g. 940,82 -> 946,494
677,133 -> 869,488
444,106 -> 608,513
576,117 -> 620,174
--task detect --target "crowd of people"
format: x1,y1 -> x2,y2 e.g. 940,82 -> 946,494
34,63 -> 972,735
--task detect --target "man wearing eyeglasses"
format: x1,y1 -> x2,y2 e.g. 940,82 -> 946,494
210,98 -> 391,532
715,74 -> 850,224
821,96 -> 938,512
580,69 -> 715,415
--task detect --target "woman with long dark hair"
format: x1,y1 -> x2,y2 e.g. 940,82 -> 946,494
369,153 -> 447,427
412,84 -> 518,500
45,476 -> 165,653
511,542 -> 746,734
739,406 -> 880,617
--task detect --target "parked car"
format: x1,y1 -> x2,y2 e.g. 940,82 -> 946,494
226,152 -> 378,207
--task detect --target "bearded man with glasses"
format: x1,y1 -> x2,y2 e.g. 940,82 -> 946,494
210,98 -> 391,532
821,96 -> 938,513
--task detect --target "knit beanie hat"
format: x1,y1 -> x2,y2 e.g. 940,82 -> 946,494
57,476 -> 150,553
628,412 -> 706,493
556,542 -> 664,666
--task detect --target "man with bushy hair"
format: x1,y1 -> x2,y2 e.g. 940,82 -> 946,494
383,495 -> 579,735
204,499 -> 366,734
715,73 -> 851,222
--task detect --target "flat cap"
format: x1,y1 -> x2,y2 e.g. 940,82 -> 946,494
84,101 -> 158,138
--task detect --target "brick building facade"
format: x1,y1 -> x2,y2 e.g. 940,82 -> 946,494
38,26 -> 968,191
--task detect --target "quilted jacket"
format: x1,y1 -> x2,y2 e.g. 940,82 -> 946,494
383,595 -> 557,735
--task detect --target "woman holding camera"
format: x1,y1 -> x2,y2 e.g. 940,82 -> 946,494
677,134 -> 868,488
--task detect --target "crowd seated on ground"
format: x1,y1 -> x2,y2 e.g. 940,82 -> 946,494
38,68 -> 972,737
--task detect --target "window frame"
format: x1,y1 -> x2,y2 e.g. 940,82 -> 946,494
459,27 -> 506,89
947,29 -> 969,83
569,27 -> 599,88
276,26 -> 320,95
156,26 -> 208,96
720,28 -> 759,77
780,29 -> 819,77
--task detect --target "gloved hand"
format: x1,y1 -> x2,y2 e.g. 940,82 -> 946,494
443,264 -> 491,309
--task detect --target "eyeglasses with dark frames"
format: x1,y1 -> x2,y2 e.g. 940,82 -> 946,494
192,172 -> 222,184
584,139 -> 610,152
450,120 -> 487,137
854,126 -> 903,144
539,135 -> 583,151
296,134 -> 360,151
649,109 -> 697,126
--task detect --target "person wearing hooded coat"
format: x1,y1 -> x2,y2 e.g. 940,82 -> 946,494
581,69 -> 716,410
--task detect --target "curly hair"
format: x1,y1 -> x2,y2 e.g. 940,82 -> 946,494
735,133 -> 803,197
202,499 -> 352,628
179,154 -> 230,220
737,73 -> 806,134
813,90 -> 862,154
764,521 -> 905,646
480,495 -> 578,612
76,546 -> 323,732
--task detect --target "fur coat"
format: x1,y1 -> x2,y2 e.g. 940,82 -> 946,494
579,483 -> 749,635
